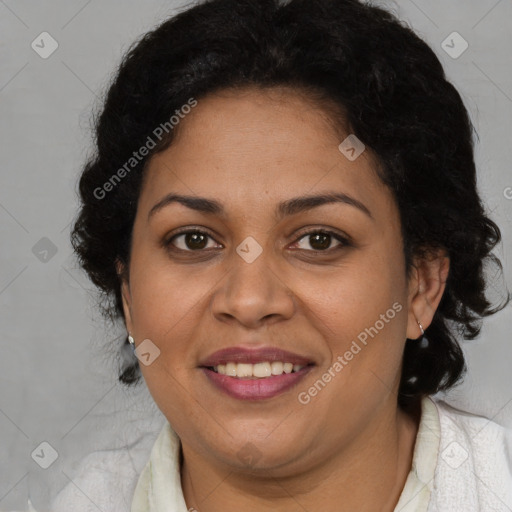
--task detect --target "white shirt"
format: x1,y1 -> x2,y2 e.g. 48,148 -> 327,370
50,395 -> 512,511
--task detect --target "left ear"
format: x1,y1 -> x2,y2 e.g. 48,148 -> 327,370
406,248 -> 450,340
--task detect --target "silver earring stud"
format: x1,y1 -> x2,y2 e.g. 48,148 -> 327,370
128,334 -> 135,346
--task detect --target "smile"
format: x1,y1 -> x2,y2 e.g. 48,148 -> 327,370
198,345 -> 316,400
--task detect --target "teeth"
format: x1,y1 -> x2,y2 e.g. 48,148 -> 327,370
236,363 -> 253,377
225,362 -> 237,376
213,362 -> 306,378
271,361 -> 283,375
253,362 -> 272,377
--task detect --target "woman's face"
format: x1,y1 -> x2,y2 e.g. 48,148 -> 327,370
120,86 -> 429,473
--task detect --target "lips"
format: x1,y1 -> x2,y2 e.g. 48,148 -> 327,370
198,346 -> 315,367
198,346 -> 316,400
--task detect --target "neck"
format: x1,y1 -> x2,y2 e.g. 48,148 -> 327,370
180,398 -> 421,512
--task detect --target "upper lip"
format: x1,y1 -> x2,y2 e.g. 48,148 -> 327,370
198,346 -> 315,367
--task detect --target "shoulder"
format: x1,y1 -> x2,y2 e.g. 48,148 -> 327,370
427,396 -> 512,511
50,434 -> 157,512
434,397 -> 512,453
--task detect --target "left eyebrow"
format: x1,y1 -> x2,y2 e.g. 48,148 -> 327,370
147,192 -> 373,221
276,192 -> 373,220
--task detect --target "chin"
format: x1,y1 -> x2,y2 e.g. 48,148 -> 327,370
209,432 -> 308,473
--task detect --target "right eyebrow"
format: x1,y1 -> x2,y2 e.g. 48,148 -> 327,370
148,194 -> 223,221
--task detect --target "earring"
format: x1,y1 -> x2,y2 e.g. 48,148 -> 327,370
416,319 -> 429,349
128,333 -> 135,351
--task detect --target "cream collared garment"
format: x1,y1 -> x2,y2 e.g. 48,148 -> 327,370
393,396 -> 440,511
130,419 -> 188,512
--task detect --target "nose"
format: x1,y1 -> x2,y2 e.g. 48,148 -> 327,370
210,244 -> 296,329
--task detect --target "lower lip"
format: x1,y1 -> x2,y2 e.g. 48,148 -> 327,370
200,366 -> 314,401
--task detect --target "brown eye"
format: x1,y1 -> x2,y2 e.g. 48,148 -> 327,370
293,230 -> 349,252
167,230 -> 220,251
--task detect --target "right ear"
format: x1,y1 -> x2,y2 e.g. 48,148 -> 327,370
116,259 -> 133,333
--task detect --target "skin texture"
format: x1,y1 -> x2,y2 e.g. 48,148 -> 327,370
118,86 -> 449,511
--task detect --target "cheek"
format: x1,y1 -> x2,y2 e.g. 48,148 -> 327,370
295,248 -> 409,391
125,244 -> 200,360
302,253 -> 406,336
127,257 -> 207,416
130,268 -> 202,345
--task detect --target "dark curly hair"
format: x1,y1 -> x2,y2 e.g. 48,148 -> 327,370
70,0 -> 509,409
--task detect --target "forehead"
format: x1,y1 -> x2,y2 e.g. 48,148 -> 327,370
140,87 -> 389,216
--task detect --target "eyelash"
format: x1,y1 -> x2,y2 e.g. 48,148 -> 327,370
163,227 -> 351,255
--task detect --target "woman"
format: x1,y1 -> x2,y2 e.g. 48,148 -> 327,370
51,0 -> 512,510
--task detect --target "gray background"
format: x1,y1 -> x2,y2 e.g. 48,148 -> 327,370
1,0 -> 511,510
